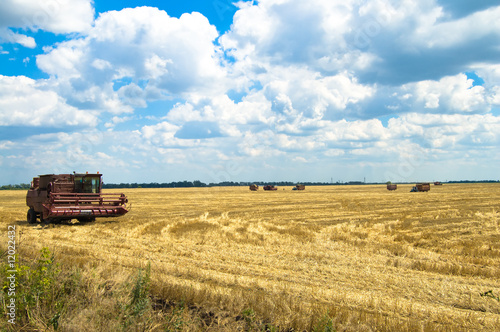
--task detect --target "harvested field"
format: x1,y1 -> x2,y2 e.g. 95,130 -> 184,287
1,183 -> 500,331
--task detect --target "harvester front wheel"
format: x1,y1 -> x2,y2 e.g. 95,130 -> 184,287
27,208 -> 37,224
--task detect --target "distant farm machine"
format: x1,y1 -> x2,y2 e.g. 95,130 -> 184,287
386,183 -> 397,191
410,183 -> 431,192
26,173 -> 128,223
263,185 -> 278,191
249,184 -> 259,191
250,184 -> 305,191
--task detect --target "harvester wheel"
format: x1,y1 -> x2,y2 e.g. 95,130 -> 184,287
27,208 -> 37,224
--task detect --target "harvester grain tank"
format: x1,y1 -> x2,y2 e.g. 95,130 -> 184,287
410,183 -> 430,192
26,173 -> 128,223
387,184 -> 397,191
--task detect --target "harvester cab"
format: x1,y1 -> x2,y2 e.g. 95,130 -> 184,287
26,173 -> 128,224
74,173 -> 101,193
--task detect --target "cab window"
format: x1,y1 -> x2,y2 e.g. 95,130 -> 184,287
75,176 -> 100,193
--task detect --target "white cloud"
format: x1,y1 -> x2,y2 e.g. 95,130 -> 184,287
0,29 -> 36,48
218,0 -> 500,125
0,141 -> 14,150
0,75 -> 98,127
0,0 -> 94,33
223,0 -> 500,88
166,94 -> 273,130
401,74 -> 489,113
319,119 -> 388,143
0,0 -> 94,47
388,113 -> 500,148
104,116 -> 135,129
36,7 -> 226,113
264,69 -> 375,120
416,6 -> 500,49
38,39 -> 88,78
223,0 -> 354,63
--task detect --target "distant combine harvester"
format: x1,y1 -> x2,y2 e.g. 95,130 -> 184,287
249,184 -> 259,191
386,183 -> 397,191
434,181 -> 443,186
410,183 -> 431,192
293,184 -> 305,190
263,185 -> 278,191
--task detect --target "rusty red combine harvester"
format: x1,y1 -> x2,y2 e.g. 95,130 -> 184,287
263,185 -> 278,191
26,173 -> 128,223
386,183 -> 397,191
410,183 -> 431,192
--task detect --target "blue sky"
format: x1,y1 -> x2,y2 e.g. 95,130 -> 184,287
1,0 -> 499,185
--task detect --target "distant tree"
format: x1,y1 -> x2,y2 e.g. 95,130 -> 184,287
193,180 -> 206,187
0,183 -> 30,190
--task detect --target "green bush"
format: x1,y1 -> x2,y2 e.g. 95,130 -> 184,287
1,247 -> 62,330
312,312 -> 335,332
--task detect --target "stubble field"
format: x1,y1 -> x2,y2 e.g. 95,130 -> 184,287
1,183 -> 500,331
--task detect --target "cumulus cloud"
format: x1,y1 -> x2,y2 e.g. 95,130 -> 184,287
0,75 -> 98,127
219,0 -> 500,124
223,0 -> 500,85
0,30 -> 35,48
36,7 -> 226,114
357,3 -> 500,84
165,94 -> 272,131
416,6 -> 500,49
0,0 -> 94,47
388,113 -> 500,148
398,74 -> 489,113
29,2 -> 500,124
262,68 -> 375,122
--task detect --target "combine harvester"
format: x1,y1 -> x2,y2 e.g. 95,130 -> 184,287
263,185 -> 278,191
26,173 -> 128,223
386,183 -> 397,191
249,184 -> 259,191
410,183 -> 431,192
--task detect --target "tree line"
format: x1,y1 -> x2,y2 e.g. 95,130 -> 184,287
101,180 -> 357,189
0,184 -> 31,190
